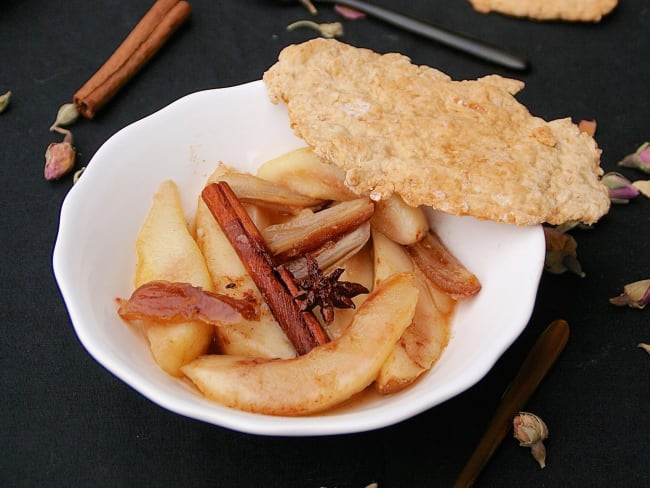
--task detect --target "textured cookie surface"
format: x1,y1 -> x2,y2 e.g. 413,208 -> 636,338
263,39 -> 610,226
467,0 -> 618,22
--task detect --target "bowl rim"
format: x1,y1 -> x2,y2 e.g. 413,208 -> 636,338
53,80 -> 545,436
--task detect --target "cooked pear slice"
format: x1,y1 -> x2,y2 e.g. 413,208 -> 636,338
372,229 -> 454,394
182,272 -> 418,416
218,169 -> 324,215
194,170 -> 296,359
256,146 -> 357,201
133,180 -> 215,377
371,194 -> 430,245
407,230 -> 481,300
377,266 -> 454,394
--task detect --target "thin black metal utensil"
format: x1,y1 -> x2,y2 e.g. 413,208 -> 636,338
279,0 -> 528,70
453,319 -> 570,487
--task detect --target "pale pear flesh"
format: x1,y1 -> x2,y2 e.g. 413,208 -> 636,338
182,272 -> 418,416
372,229 -> 454,394
256,146 -> 357,202
133,180 -> 215,377
371,193 -> 430,245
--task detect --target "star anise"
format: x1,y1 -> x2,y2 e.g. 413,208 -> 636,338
289,254 -> 369,324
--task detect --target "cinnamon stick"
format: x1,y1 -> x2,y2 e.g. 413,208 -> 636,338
201,181 -> 330,355
73,0 -> 191,119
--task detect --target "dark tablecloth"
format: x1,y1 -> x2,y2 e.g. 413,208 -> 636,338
2,1 -> 648,486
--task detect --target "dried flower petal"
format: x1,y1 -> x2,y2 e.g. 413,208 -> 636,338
618,142 -> 650,174
513,412 -> 549,469
543,226 -> 585,277
335,4 -> 367,20
44,127 -> 76,181
72,167 -> 86,184
602,171 -> 639,203
638,343 -> 650,355
0,90 -> 11,113
287,20 -> 344,38
577,119 -> 597,137
50,102 -> 80,130
632,180 -> 650,198
609,279 -> 650,309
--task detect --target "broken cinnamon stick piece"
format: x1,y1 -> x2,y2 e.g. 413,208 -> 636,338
201,181 -> 330,355
73,0 -> 192,119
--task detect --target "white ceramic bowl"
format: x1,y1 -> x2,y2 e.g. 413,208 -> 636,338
53,80 -> 545,436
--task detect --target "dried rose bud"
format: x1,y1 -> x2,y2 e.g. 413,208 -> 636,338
543,226 -> 585,277
513,412 -> 549,469
44,128 -> 76,181
602,171 -> 639,203
287,20 -> 344,38
0,90 -> 11,113
618,142 -> 650,174
609,279 -> 650,309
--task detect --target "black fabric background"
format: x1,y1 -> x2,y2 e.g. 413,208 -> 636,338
1,1 -> 648,486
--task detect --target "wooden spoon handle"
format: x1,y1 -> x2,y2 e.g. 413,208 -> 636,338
453,319 -> 570,487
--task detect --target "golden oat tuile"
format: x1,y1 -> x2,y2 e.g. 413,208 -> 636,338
263,39 -> 610,226
467,0 -> 618,22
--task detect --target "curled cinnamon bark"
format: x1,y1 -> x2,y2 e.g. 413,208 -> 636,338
73,0 -> 192,118
201,181 -> 330,355
117,280 -> 259,325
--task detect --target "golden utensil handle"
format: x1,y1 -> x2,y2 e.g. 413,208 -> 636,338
453,319 -> 570,487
